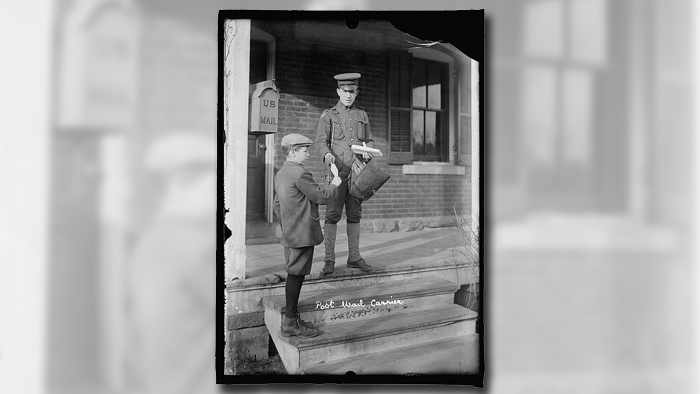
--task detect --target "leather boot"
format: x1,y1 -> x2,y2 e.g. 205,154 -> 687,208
321,260 -> 335,275
297,316 -> 314,329
347,223 -> 373,271
346,222 -> 364,264
280,316 -> 318,338
323,223 -> 337,267
347,258 -> 374,272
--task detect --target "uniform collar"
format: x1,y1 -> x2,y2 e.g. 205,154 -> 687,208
335,100 -> 355,111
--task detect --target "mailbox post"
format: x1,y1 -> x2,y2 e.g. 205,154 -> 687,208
249,80 -> 279,134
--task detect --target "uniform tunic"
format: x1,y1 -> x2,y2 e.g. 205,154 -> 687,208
273,160 -> 339,275
314,101 -> 375,180
314,101 -> 375,225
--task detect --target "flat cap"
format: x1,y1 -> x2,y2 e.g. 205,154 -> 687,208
281,133 -> 313,147
145,131 -> 216,173
334,73 -> 361,89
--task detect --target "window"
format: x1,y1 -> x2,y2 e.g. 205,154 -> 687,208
249,39 -> 269,85
519,0 -> 624,212
388,51 -> 449,164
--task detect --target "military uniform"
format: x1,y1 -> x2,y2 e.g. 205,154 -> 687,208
314,73 -> 375,273
314,102 -> 375,181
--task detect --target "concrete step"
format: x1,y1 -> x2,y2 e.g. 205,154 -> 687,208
262,276 -> 459,326
301,333 -> 480,375
266,303 -> 477,374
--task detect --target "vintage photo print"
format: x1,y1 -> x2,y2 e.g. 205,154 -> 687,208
219,10 -> 484,385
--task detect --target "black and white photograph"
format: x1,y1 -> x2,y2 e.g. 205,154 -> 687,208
1,1 -> 698,393
220,11 -> 484,383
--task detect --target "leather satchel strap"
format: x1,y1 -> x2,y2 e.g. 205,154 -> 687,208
325,111 -> 336,184
326,111 -> 343,155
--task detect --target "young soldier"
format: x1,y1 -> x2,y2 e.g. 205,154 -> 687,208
314,73 -> 375,275
274,133 -> 341,338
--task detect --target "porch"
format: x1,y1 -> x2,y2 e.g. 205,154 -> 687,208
241,224 -> 478,281
226,224 -> 481,374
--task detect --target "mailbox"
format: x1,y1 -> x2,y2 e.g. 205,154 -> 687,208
249,80 -> 279,134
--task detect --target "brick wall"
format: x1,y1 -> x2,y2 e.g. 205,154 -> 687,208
271,25 -> 471,222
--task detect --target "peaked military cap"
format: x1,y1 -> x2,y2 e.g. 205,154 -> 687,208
334,73 -> 361,90
281,133 -> 313,147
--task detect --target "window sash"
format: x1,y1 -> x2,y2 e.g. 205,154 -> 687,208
388,51 -> 451,164
412,59 -> 448,162
413,109 -> 446,161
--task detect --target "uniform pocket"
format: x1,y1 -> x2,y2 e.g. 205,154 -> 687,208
356,120 -> 367,140
332,122 -> 345,139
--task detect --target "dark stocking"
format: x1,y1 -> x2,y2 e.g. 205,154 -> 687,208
284,273 -> 304,319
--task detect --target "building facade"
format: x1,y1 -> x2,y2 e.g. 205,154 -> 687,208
242,18 -> 480,230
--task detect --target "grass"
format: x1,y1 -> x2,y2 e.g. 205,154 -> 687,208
225,333 -> 288,375
228,354 -> 287,375
449,205 -> 480,312
450,205 -> 480,263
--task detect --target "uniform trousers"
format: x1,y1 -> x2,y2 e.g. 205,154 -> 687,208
324,177 -> 362,224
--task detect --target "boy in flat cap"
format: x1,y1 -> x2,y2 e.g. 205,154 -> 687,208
314,73 -> 376,275
274,133 -> 341,338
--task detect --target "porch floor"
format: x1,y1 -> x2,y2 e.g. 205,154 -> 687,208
244,227 -> 473,280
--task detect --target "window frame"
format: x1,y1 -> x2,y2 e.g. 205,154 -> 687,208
387,49 -> 456,165
410,58 -> 449,162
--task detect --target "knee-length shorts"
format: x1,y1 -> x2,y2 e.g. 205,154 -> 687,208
284,245 -> 315,276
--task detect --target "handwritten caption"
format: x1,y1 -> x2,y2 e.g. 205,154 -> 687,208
315,297 -> 404,310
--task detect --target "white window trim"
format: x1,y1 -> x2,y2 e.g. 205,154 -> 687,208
402,162 -> 466,175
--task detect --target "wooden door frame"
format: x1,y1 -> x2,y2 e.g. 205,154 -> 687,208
251,28 -> 276,223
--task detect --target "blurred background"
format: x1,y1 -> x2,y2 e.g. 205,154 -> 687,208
0,0 -> 697,393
